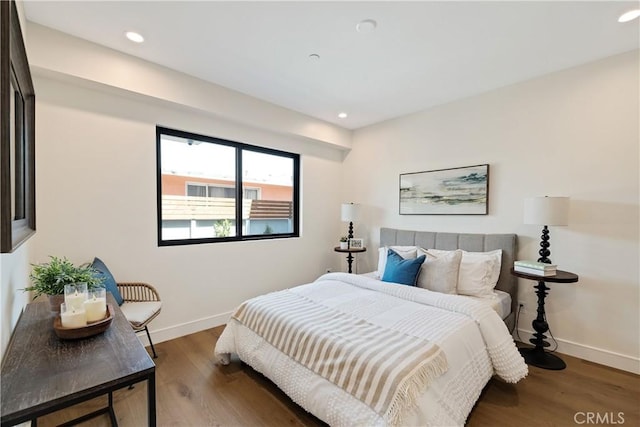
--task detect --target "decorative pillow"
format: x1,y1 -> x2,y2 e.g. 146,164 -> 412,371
381,249 -> 426,286
416,248 -> 463,294
91,257 -> 124,305
377,246 -> 418,278
426,249 -> 502,297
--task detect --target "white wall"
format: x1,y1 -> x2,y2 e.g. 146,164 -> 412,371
344,51 -> 639,373
0,243 -> 32,360
30,75 -> 345,344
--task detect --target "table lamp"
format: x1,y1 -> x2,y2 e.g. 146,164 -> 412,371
341,203 -> 360,242
524,196 -> 569,264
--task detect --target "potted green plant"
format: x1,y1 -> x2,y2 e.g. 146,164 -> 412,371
339,236 -> 349,250
24,256 -> 104,311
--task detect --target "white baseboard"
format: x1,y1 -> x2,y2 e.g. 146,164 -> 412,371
517,328 -> 640,375
135,311 -> 233,348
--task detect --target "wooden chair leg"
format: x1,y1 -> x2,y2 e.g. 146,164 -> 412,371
145,326 -> 158,359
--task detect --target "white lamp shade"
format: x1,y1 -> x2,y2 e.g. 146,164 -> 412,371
341,203 -> 359,222
524,196 -> 569,226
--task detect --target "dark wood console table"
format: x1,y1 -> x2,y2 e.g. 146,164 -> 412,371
334,246 -> 367,273
511,268 -> 579,370
1,293 -> 156,426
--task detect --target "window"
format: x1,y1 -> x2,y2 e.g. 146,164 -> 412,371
156,127 -> 299,245
185,184 -> 258,200
243,188 -> 260,200
186,183 -> 238,199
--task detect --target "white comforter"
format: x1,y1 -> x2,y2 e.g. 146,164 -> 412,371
215,272 -> 527,426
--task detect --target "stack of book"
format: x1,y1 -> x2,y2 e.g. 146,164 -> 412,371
513,260 -> 557,276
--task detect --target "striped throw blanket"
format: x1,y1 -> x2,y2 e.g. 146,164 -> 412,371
232,290 -> 448,425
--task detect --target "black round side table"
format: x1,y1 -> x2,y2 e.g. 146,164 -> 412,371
334,247 -> 366,273
511,268 -> 579,370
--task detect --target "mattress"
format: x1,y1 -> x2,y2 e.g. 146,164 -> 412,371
469,289 -> 512,320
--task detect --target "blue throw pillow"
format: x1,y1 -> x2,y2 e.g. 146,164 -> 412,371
381,249 -> 426,286
91,257 -> 124,306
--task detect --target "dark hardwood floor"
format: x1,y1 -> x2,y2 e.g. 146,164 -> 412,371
37,326 -> 639,426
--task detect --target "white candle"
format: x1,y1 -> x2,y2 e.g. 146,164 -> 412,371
65,290 -> 86,310
84,295 -> 107,322
60,303 -> 87,328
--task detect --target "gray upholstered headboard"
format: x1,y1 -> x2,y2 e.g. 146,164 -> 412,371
380,227 -> 518,329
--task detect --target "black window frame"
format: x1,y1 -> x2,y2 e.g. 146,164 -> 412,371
156,126 -> 300,246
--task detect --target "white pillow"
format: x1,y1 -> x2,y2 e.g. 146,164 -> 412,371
377,246 -> 418,278
427,249 -> 502,297
460,250 -> 503,296
416,248 -> 462,294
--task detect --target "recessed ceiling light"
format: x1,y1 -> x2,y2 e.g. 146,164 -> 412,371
338,112 -> 348,119
125,31 -> 144,43
618,9 -> 640,22
309,53 -> 320,60
356,19 -> 377,33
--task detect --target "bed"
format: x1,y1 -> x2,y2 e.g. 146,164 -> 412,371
378,228 -> 519,331
215,228 -> 527,426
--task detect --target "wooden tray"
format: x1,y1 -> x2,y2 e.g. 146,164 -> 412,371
53,304 -> 114,340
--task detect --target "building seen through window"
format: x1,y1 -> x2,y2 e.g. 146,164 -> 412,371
157,127 -> 299,245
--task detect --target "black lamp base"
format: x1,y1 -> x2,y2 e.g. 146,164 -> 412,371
519,347 -> 566,370
537,225 -> 552,264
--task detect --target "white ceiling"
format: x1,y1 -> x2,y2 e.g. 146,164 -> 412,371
23,1 -> 640,130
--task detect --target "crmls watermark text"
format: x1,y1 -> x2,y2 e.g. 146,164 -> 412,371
574,412 -> 625,424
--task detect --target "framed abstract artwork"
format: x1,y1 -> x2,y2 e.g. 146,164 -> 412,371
1,0 -> 36,252
399,164 -> 489,215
